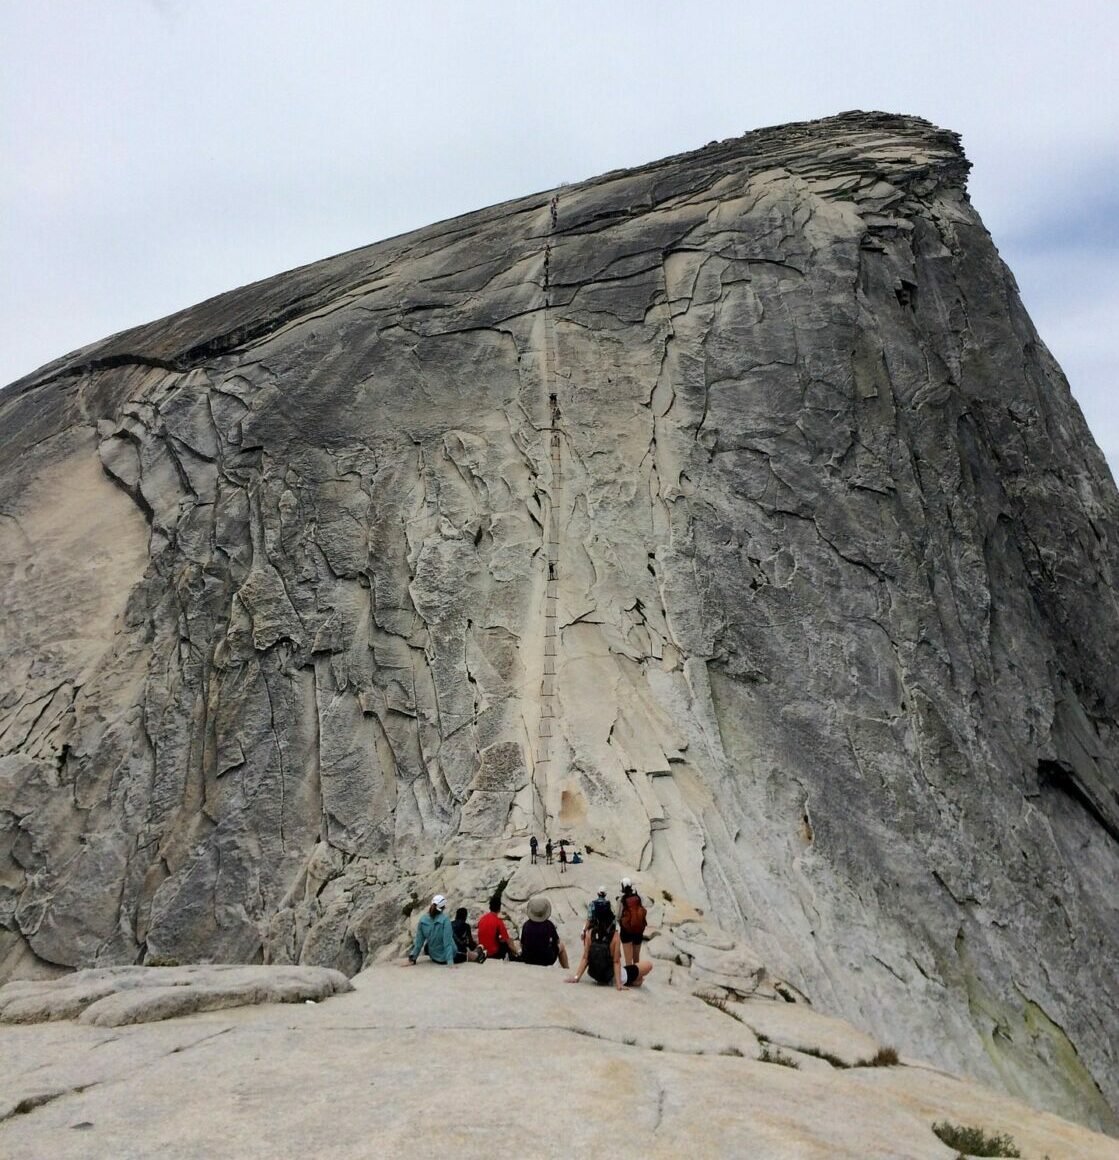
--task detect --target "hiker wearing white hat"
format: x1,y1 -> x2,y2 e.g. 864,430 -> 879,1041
520,896 -> 569,969
617,878 -> 648,967
407,895 -> 484,965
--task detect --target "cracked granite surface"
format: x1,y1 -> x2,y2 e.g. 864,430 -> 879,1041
0,111 -> 1117,1132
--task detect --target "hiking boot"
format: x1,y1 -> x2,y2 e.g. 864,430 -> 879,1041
475,947 -> 486,964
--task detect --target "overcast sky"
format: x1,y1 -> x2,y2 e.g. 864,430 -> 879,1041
3,1 -> 1116,476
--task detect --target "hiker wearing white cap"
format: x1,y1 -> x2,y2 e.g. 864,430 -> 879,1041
566,900 -> 654,990
520,896 -> 569,968
582,887 -> 614,937
407,895 -> 483,965
617,878 -> 648,967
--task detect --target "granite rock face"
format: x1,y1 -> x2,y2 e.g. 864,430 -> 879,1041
1,112 -> 1116,1130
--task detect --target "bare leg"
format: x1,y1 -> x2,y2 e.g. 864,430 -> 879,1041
622,940 -> 638,966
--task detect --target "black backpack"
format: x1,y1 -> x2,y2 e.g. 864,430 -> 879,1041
587,917 -> 615,983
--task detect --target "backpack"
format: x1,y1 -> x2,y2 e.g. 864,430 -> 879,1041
587,918 -> 615,983
620,893 -> 647,937
589,897 -> 613,925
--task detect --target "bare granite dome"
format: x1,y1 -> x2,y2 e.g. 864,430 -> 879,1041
1,111 -> 1116,1132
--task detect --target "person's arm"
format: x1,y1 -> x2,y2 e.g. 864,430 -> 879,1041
500,918 -> 521,956
613,932 -> 623,990
566,933 -> 589,982
408,918 -> 427,963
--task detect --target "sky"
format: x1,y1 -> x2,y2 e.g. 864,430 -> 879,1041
2,1 -> 1116,476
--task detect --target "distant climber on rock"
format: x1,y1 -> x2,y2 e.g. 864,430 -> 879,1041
558,844 -> 567,873
477,895 -> 521,961
519,896 -> 569,969
530,835 -> 539,864
617,877 -> 648,966
407,895 -> 484,965
545,838 -> 553,865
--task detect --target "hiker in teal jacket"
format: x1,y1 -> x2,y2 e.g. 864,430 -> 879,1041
407,895 -> 482,965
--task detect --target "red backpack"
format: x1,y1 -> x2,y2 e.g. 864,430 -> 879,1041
619,892 -> 647,937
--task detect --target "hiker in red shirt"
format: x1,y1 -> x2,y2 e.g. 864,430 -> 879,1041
477,895 -> 521,961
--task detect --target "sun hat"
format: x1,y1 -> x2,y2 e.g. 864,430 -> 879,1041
597,887 -> 607,897
432,894 -> 447,910
621,877 -> 632,889
527,896 -> 551,921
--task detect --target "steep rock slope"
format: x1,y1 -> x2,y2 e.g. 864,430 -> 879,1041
1,112 -> 1116,1130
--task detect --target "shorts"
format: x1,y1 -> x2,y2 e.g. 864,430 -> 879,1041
624,964 -> 639,986
619,930 -> 644,945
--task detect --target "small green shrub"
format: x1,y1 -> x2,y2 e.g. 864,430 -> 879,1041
651,1043 -> 664,1051
931,1121 -> 1020,1157
759,1045 -> 799,1069
662,889 -> 674,902
721,1046 -> 744,1057
145,955 -> 180,968
696,991 -> 743,1023
859,1046 -> 899,1067
797,1046 -> 849,1068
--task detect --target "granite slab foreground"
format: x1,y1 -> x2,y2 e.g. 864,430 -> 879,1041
0,963 -> 1111,1159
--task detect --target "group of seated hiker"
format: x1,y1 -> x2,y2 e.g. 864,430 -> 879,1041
406,892 -> 569,969
406,878 -> 653,991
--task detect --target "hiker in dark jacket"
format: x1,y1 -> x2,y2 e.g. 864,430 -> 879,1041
520,896 -> 568,968
451,907 -> 483,961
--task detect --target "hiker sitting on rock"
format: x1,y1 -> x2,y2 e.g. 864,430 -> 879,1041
451,907 -> 484,963
477,895 -> 520,961
568,893 -> 653,989
407,895 -> 484,965
519,896 -> 569,969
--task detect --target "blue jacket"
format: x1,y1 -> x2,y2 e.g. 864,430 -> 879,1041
411,911 -> 457,964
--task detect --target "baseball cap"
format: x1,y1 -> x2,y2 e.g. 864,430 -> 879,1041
621,877 -> 632,889
597,887 -> 607,897
432,894 -> 447,910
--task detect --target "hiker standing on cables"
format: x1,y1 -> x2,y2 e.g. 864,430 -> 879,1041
617,877 -> 648,966
558,844 -> 567,874
530,835 -> 539,865
545,838 -> 553,865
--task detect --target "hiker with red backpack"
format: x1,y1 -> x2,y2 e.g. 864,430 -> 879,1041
617,877 -> 648,967
567,889 -> 653,989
